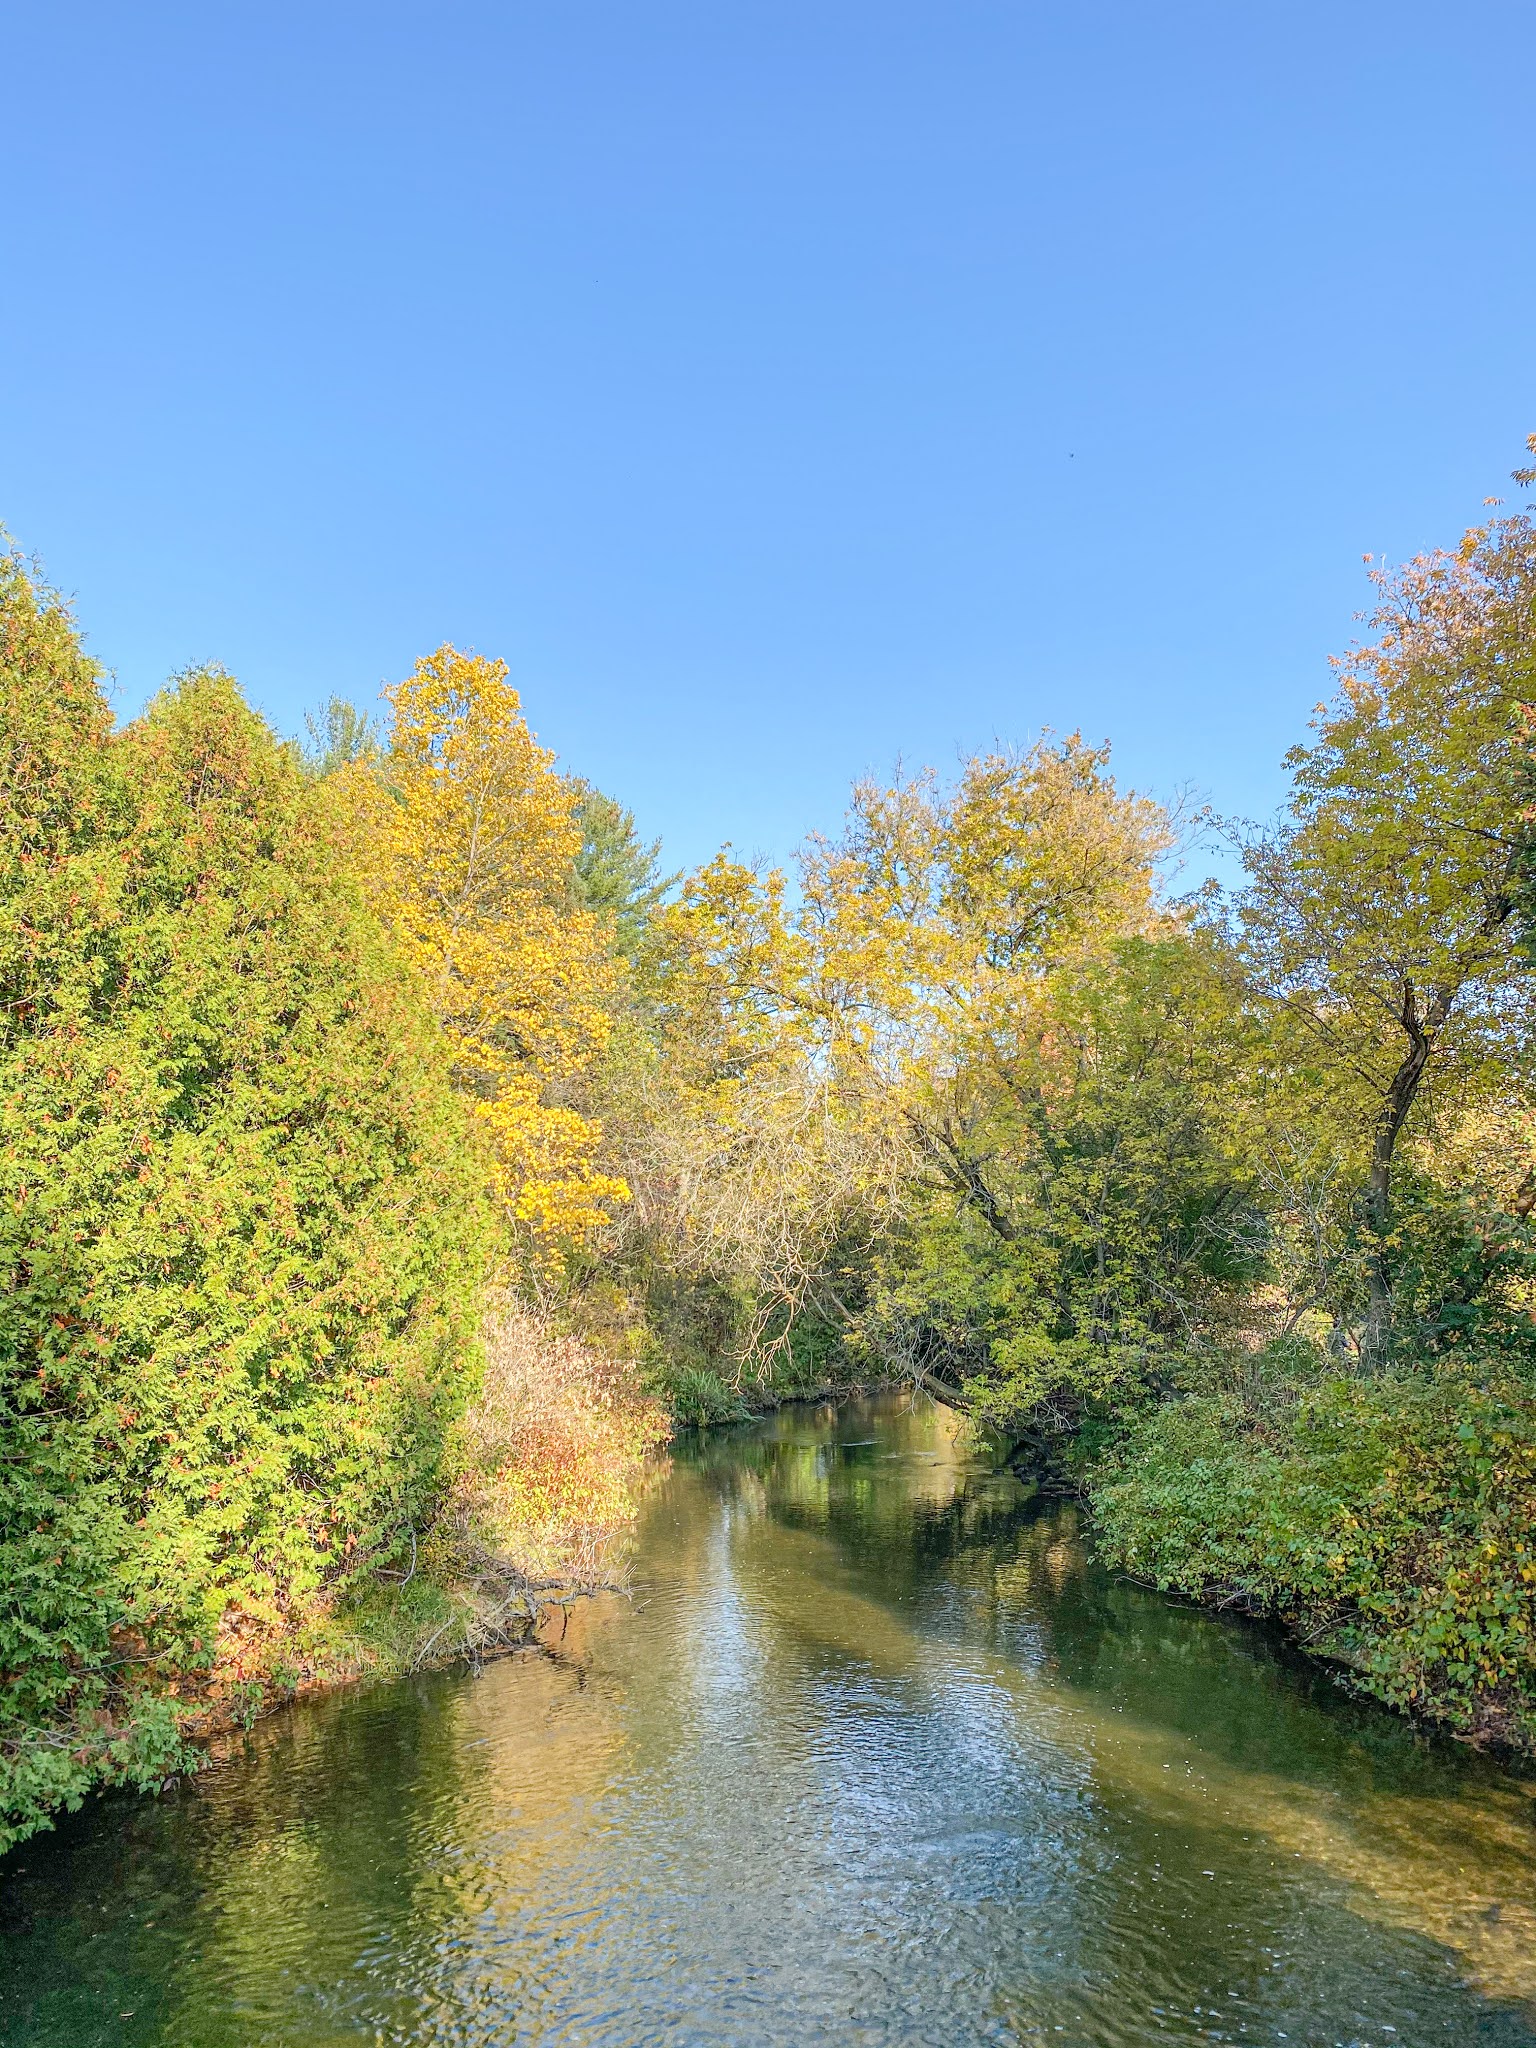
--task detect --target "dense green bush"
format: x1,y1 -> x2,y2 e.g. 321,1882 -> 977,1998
1089,1345 -> 1536,1746
0,552 -> 492,1849
654,1365 -> 753,1427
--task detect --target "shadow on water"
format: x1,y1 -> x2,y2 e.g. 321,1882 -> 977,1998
2,1392 -> 1534,2047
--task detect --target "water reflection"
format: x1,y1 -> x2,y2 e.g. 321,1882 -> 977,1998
2,1393 -> 1534,2046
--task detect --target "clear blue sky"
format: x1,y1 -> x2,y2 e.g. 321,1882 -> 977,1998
4,2 -> 1533,878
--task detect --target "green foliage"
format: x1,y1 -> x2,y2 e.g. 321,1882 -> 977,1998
1235,489 -> 1535,1359
4,437 -> 1536,1842
569,780 -> 673,960
867,934 -> 1265,1429
300,694 -> 383,778
1090,1346 -> 1536,1745
0,552 -> 492,1850
1371,1170 -> 1536,1358
648,1363 -> 752,1428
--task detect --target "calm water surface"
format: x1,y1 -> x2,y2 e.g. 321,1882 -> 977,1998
3,1394 -> 1536,2047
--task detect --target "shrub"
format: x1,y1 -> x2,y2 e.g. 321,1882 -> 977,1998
446,1307 -> 668,1588
655,1364 -> 753,1427
1090,1348 -> 1536,1746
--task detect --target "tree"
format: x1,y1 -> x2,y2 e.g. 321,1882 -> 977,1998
864,929 -> 1263,1428
614,738 -> 1259,1424
568,780 -> 674,961
0,558 -> 491,1845
351,645 -> 629,1267
796,737 -> 1175,1227
1239,491 -> 1536,1349
597,849 -> 871,1372
301,694 -> 382,778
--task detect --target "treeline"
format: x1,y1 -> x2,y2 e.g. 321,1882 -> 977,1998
0,587 -> 661,1850
618,457 -> 1536,1748
3,446 -> 1534,1849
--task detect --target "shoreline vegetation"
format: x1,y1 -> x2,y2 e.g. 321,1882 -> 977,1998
4,440 -> 1536,1851
148,1305 -> 671,1772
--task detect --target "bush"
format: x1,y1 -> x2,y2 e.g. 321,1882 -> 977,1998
447,1307 -> 668,1587
1090,1346 -> 1536,1747
656,1364 -> 753,1427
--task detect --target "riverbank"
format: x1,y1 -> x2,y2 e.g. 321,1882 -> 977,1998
674,1362 -> 1536,1761
0,1307 -> 667,1857
1076,1348 -> 1536,1761
161,1556 -> 601,1762
8,1364 -> 1533,1878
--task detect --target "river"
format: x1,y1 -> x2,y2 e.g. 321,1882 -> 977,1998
2,1392 -> 1535,2046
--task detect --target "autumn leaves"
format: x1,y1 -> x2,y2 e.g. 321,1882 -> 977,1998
338,646 -> 629,1268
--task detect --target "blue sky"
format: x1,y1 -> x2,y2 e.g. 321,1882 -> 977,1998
3,2 -> 1533,879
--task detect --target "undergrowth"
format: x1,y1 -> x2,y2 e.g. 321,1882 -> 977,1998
1088,1341 -> 1536,1750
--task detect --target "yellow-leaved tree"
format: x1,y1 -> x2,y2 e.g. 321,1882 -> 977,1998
352,645 -> 628,1267
611,736 -> 1254,1415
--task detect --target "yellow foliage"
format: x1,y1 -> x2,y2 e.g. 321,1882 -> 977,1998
354,644 -> 628,1264
612,737 -> 1178,1362
798,738 -> 1174,1085
649,737 -> 1170,1107
1416,1092 -> 1536,1218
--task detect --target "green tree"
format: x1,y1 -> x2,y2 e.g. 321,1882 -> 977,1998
1238,490 -> 1536,1351
0,557 -> 492,1848
613,740 -> 1261,1429
300,693 -> 383,778
569,780 -> 674,960
865,928 -> 1263,1431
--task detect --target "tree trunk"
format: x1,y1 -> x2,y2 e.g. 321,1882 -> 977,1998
1360,865 -> 1519,1357
1362,979 -> 1451,1359
909,1113 -> 1017,1242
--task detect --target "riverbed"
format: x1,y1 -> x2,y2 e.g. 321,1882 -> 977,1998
3,1393 -> 1534,2046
